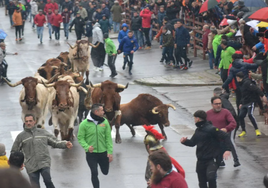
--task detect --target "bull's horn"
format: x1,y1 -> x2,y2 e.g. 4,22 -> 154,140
38,66 -> 45,71
60,62 -> 68,67
117,83 -> 129,89
70,81 -> 83,87
78,86 -> 88,94
89,42 -> 100,48
86,85 -> 92,89
151,107 -> 159,114
90,82 -> 101,88
51,66 -> 59,69
41,80 -> 55,88
3,79 -> 22,87
67,42 -> 75,49
166,104 -> 176,110
47,73 -> 60,83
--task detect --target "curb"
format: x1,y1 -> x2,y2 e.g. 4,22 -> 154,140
134,80 -> 222,87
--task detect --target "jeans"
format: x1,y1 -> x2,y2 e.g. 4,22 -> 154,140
107,54 -> 117,75
113,22 -> 120,33
162,46 -> 174,63
123,53 -> 134,73
28,167 -> 55,188
9,14 -> 13,26
47,23 -> 52,37
53,26 -> 60,40
133,30 -> 144,48
86,152 -> 109,188
37,26 -> 44,42
175,46 -> 190,66
208,49 -> 214,69
142,28 -> 151,47
31,14 -> 36,27
63,23 -> 69,37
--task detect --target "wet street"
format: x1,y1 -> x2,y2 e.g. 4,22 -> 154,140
0,7 -> 267,188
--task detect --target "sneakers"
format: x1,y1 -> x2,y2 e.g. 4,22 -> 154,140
189,60 -> 193,67
15,38 -> 18,41
129,71 -> 132,75
19,38 -> 22,41
110,73 -> 117,78
234,160 -> 241,167
139,47 -> 142,50
160,59 -> 164,63
238,131 -> 246,137
49,36 -> 52,40
122,64 -> 126,70
144,46 -> 151,50
255,129 -> 261,136
219,161 -> 225,167
38,35 -> 40,39
180,64 -> 185,70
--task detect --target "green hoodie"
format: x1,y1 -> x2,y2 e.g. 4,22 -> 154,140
212,31 -> 234,57
105,38 -> 117,56
219,46 -> 235,69
78,118 -> 113,154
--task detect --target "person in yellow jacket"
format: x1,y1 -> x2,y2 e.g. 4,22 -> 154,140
0,143 -> 9,168
12,7 -> 23,41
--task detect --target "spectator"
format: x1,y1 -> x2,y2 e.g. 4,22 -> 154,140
101,3 -> 109,19
51,9 -> 62,43
87,3 -> 95,21
78,3 -> 88,20
17,1 -> 26,11
244,27 -> 259,49
30,0 -> 38,29
80,0 -> 89,10
44,0 -> 54,14
140,5 -> 152,50
236,72 -> 267,137
11,114 -> 73,188
93,7 -> 102,22
99,14 -> 110,35
34,9 -> 46,44
0,168 -> 33,188
72,1 -> 80,17
0,143 -> 8,168
131,11 -> 143,50
8,151 -> 24,171
174,19 -> 192,70
161,26 -> 175,66
202,25 -> 212,69
51,0 -> 58,12
104,33 -> 117,78
69,12 -> 85,40
207,96 -> 240,167
118,30 -> 139,75
118,23 -> 129,43
252,34 -> 265,53
181,110 -> 231,188
61,0 -> 73,13
166,1 -> 179,21
12,7 -> 23,41
148,150 -> 188,188
7,1 -> 16,27
37,0 -> 45,12
61,7 -> 71,40
232,0 -> 249,15
111,1 -> 122,33
158,5 -> 166,27
46,8 -> 53,40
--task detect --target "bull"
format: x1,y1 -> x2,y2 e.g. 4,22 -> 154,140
89,80 -> 128,143
67,40 -> 92,84
78,83 -> 91,123
43,76 -> 82,141
3,74 -> 55,128
38,58 -> 67,80
57,52 -> 71,69
118,94 -> 176,141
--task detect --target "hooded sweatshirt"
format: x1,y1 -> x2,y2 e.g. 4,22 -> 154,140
140,8 -> 152,28
118,23 -> 129,43
0,155 -> 9,168
92,22 -> 104,44
30,1 -> 38,15
162,30 -> 174,47
219,46 -> 235,69
118,35 -> 139,54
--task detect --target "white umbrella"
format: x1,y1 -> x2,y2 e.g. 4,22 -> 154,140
246,20 -> 260,31
235,30 -> 242,37
227,19 -> 237,26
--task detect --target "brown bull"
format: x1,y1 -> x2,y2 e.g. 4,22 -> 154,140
89,80 -> 128,143
57,52 -> 72,70
118,94 -> 176,141
38,58 -> 67,80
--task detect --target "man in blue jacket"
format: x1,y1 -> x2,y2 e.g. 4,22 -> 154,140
118,30 -> 139,75
174,19 -> 192,70
118,23 -> 129,43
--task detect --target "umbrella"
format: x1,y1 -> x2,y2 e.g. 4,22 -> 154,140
199,0 -> 221,13
246,20 -> 260,28
220,18 -> 228,26
257,22 -> 268,28
249,7 -> 268,22
0,29 -> 7,40
235,30 -> 242,36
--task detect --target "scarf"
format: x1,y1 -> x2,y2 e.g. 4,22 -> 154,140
90,111 -> 105,124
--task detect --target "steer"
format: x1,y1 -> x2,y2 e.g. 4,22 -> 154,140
38,58 -> 67,80
89,80 -> 128,143
3,75 -> 54,128
43,77 -> 81,141
67,40 -> 91,84
57,52 -> 71,69
118,94 -> 176,141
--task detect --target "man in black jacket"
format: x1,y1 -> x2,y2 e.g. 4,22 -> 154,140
131,11 -> 143,49
236,71 -> 267,137
181,110 -> 231,188
61,0 -> 73,13
69,12 -> 85,40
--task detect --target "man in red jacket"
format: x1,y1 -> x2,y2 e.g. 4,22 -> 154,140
51,9 -> 62,43
51,0 -> 58,12
140,5 -> 152,50
44,0 -> 54,14
34,9 -> 46,44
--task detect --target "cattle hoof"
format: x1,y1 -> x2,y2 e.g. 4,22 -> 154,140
48,117 -> 53,126
54,129 -> 59,137
85,79 -> 89,85
68,128 -> 74,141
131,130 -> 136,137
115,137 -> 122,144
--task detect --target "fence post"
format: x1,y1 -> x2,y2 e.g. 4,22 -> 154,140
202,19 -> 206,60
193,14 -> 197,57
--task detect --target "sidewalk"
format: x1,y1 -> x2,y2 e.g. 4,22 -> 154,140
135,69 -> 222,86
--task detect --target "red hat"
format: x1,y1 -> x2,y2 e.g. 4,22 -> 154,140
235,51 -> 243,54
143,125 -> 165,140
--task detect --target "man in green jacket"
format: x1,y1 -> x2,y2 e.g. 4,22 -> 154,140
78,103 -> 113,188
11,114 -> 73,188
219,40 -> 235,92
104,33 -> 117,77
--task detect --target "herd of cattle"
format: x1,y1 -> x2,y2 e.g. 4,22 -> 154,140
4,40 -> 177,143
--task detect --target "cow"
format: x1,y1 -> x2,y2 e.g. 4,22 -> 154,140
38,58 -> 67,80
78,83 -> 91,123
89,80 -> 128,143
3,74 -> 55,128
67,40 -> 92,84
42,76 -> 81,141
57,52 -> 71,69
118,94 -> 176,142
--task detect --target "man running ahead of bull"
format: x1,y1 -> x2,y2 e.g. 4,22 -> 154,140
78,103 -> 113,188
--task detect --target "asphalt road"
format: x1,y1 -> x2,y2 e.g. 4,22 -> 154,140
0,7 -> 267,188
